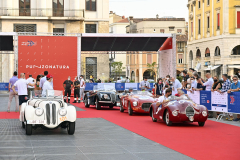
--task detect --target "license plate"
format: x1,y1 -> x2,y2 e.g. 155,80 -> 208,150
117,103 -> 120,106
27,120 -> 46,124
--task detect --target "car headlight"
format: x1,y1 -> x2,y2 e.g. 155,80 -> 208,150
59,108 -> 67,116
172,110 -> 178,116
202,111 -> 207,117
35,108 -> 44,116
133,102 -> 138,106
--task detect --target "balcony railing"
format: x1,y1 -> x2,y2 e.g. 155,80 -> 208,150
0,8 -> 84,18
177,48 -> 184,52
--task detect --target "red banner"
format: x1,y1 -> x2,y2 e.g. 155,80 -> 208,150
18,36 -> 78,91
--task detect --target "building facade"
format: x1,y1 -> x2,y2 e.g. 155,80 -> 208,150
126,16 -> 187,82
0,0 -> 109,82
109,12 -> 129,79
187,0 -> 240,78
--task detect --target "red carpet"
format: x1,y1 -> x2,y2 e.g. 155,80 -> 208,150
1,102 -> 240,160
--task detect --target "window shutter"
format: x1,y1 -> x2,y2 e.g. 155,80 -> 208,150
237,11 -> 240,28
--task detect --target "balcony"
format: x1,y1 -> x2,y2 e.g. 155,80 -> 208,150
0,8 -> 85,19
177,48 -> 184,52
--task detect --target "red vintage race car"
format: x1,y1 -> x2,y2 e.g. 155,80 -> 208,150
120,90 -> 157,115
149,95 -> 208,126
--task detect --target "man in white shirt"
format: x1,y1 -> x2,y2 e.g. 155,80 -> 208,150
42,74 -> 54,97
156,89 -> 172,114
12,73 -> 35,112
139,77 -> 150,91
40,71 -> 53,89
79,75 -> 85,102
116,78 -> 122,83
27,75 -> 35,98
200,73 -> 213,91
126,77 -> 130,83
171,77 -> 182,95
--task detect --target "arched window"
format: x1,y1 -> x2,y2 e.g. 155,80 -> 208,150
189,51 -> 193,68
205,48 -> 210,57
215,46 -> 220,56
231,45 -> 240,55
196,49 -> 201,58
143,69 -> 155,80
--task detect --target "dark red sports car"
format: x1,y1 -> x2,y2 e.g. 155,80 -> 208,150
120,90 -> 157,115
149,95 -> 208,126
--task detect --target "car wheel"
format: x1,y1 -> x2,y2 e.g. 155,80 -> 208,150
25,124 -> 32,135
152,109 -> 157,122
120,102 -> 124,112
22,122 -> 25,129
128,102 -> 133,116
67,122 -> 75,135
165,110 -> 172,126
198,122 -> 205,127
96,98 -> 101,110
84,96 -> 89,108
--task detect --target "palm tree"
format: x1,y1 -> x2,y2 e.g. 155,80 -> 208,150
147,62 -> 158,77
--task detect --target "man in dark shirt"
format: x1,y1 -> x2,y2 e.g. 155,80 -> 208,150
73,76 -> 80,103
194,77 -> 206,91
182,70 -> 189,88
63,76 -> 73,103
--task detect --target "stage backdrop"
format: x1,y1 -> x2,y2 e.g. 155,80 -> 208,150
18,36 -> 78,91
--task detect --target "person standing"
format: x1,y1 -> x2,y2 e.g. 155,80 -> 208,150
126,77 -> 130,83
79,75 -> 85,102
35,75 -> 42,91
27,75 -> 35,98
218,74 -> 231,93
116,78 -> 122,83
12,73 -> 35,112
139,77 -> 150,91
155,78 -> 164,97
182,70 -> 189,89
7,71 -> 19,113
42,74 -> 54,97
171,77 -> 182,95
200,73 -> 214,91
73,76 -> 80,103
63,76 -> 73,103
40,71 -> 53,89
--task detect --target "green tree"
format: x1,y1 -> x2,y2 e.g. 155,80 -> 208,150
147,62 -> 158,79
111,61 -> 125,78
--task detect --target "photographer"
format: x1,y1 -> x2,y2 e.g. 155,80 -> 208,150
139,77 -> 150,91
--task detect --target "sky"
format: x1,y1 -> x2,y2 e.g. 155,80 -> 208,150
109,0 -> 188,21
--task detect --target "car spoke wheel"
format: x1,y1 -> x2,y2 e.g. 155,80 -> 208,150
84,96 -> 89,108
67,122 -> 75,135
22,122 -> 25,129
198,122 -> 205,127
128,102 -> 133,116
152,109 -> 157,122
96,98 -> 101,110
25,124 -> 32,135
165,110 -> 172,126
120,102 -> 124,112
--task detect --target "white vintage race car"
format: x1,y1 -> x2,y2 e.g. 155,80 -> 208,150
20,90 -> 76,135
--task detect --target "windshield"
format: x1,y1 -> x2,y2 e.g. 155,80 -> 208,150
131,91 -> 153,96
93,85 -> 116,92
30,90 -> 63,99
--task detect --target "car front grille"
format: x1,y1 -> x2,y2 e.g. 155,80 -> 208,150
45,103 -> 57,125
186,106 -> 194,117
111,94 -> 116,103
141,103 -> 151,110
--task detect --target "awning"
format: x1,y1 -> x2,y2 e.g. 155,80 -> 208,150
195,63 -> 201,71
81,33 -> 171,51
228,65 -> 240,69
204,65 -> 221,71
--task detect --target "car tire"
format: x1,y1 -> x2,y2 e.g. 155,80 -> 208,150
152,109 -> 157,122
25,124 -> 32,135
198,122 -> 205,127
22,122 -> 25,129
109,105 -> 114,109
67,122 -> 75,135
84,96 -> 89,108
165,110 -> 172,126
96,98 -> 101,110
120,103 -> 124,112
128,102 -> 133,116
